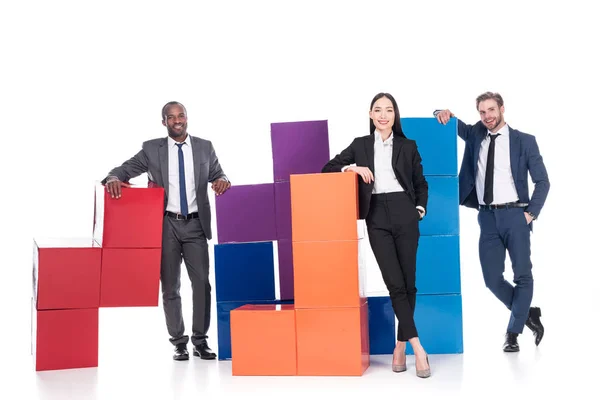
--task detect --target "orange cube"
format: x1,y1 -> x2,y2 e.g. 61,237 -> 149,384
230,304 -> 297,376
296,301 -> 369,376
290,173 -> 358,242
293,239 -> 367,308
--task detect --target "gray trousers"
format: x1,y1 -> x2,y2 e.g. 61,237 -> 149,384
160,215 -> 211,347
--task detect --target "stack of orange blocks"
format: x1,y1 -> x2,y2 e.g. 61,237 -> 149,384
230,172 -> 370,376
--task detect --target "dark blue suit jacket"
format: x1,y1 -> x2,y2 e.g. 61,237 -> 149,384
456,119 -> 550,218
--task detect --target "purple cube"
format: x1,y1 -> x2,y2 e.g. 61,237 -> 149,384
271,120 -> 331,182
275,181 -> 292,240
277,239 -> 294,300
215,184 -> 277,243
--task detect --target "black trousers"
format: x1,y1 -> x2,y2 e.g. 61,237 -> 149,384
366,192 -> 420,342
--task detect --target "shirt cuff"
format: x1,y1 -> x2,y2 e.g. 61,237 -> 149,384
341,166 -> 350,172
416,206 -> 425,215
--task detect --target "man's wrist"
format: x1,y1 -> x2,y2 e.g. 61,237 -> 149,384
433,109 -> 454,118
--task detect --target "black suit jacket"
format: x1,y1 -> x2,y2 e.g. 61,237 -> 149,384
322,134 -> 428,220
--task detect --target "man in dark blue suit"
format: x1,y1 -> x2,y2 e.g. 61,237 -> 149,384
435,92 -> 549,352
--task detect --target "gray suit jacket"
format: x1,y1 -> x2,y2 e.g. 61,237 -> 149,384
102,135 -> 227,240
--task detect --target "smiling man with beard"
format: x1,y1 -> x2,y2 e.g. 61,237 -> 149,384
434,92 -> 549,353
103,101 -> 230,361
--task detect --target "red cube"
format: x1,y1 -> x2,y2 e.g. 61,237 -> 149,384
93,185 -> 165,248
100,248 -> 162,307
33,238 -> 102,310
32,303 -> 99,371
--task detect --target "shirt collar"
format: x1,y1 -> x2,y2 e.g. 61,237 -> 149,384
168,134 -> 191,147
488,123 -> 509,137
374,130 -> 394,143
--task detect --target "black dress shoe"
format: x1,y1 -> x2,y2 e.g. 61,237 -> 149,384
525,306 -> 544,346
193,342 -> 216,360
503,332 -> 520,352
173,344 -> 189,361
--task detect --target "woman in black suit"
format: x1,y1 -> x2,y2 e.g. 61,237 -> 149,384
322,92 -> 430,378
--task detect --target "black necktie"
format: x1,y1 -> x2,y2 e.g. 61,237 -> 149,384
483,134 -> 500,205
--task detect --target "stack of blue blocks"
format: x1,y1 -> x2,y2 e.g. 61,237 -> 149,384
368,118 -> 464,355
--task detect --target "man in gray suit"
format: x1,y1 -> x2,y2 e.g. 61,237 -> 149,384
103,101 -> 230,361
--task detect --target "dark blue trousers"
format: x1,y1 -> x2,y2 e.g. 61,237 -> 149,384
478,207 -> 533,334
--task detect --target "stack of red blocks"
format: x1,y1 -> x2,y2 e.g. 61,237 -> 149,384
31,185 -> 164,371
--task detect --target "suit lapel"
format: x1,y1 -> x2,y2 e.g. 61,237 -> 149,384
191,136 -> 203,191
158,138 -> 169,198
392,135 -> 403,166
365,135 -> 375,172
473,133 -> 484,175
509,127 -> 520,182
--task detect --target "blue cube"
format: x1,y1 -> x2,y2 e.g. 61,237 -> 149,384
417,235 -> 461,295
401,117 -> 458,176
214,242 -> 276,302
367,296 -> 395,355
407,294 -> 463,355
419,176 -> 459,235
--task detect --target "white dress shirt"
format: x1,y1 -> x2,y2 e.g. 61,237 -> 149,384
166,134 -> 198,214
342,131 -> 425,214
476,123 -> 519,205
372,131 -> 405,194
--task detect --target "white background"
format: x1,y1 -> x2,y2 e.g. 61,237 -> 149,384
1,0 -> 598,398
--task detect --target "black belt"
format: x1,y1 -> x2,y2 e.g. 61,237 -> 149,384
165,211 -> 199,220
479,202 -> 528,210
